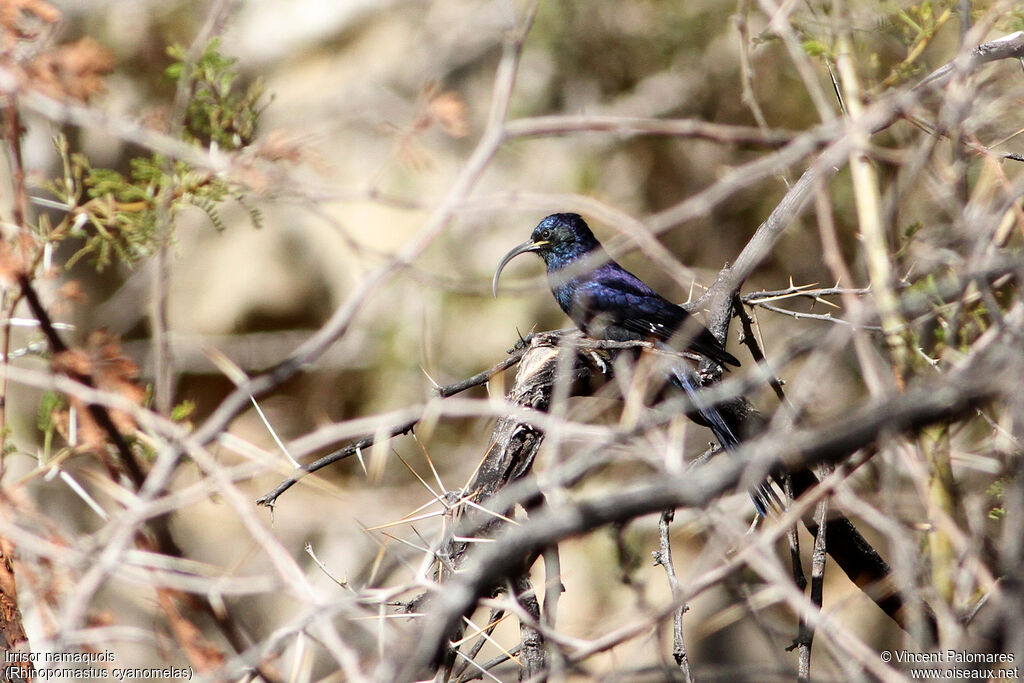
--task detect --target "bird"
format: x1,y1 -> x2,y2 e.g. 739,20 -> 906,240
492,212 -> 779,515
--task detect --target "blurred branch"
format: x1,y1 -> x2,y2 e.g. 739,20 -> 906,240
120,328 -> 372,375
0,101 -> 28,473
60,5 -> 543,646
666,30 -> 1024,297
504,115 -> 797,147
449,607 -> 505,682
188,11 -> 532,456
758,0 -> 838,122
749,300 -> 882,327
697,260 -> 938,641
0,72 -> 230,172
737,0 -> 772,131
255,333 -> 659,508
836,23 -> 907,378
150,0 -> 240,417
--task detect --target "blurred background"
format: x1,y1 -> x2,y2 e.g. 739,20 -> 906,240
1,0 -> 1022,680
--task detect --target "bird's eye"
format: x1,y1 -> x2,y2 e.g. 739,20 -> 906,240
540,229 -> 551,240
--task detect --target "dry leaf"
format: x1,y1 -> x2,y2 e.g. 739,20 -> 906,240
0,0 -> 61,48
24,37 -> 114,102
140,106 -> 171,134
395,135 -> 432,171
255,128 -> 307,164
52,331 -> 145,450
0,241 -> 27,284
428,91 -> 469,138
57,280 -> 86,304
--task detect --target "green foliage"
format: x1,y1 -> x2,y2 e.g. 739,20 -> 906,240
41,40 -> 266,270
171,399 -> 196,423
166,39 -> 267,150
801,39 -> 830,58
788,1 -> 959,88
986,479 -> 1006,520
37,390 -> 65,434
1003,9 -> 1024,32
37,390 -> 66,458
894,221 -> 923,259
878,1 -> 937,41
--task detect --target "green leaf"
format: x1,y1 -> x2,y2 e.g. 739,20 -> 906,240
37,390 -> 65,433
802,39 -> 828,57
164,62 -> 183,80
171,399 -> 196,423
42,40 -> 267,271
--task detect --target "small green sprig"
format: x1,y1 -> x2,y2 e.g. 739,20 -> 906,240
166,39 -> 267,150
41,39 -> 267,270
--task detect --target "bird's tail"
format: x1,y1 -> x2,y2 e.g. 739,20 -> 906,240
669,366 -> 782,517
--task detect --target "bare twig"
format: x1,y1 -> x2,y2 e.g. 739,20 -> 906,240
652,509 -> 693,683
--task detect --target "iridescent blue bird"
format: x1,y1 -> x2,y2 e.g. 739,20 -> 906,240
493,213 -> 778,515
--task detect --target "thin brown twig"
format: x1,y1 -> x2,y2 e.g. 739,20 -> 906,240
801,468 -> 832,682
652,509 -> 693,683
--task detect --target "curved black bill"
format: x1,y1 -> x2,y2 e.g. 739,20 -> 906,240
492,240 -> 547,298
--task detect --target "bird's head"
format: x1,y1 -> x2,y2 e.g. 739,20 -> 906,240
492,213 -> 599,297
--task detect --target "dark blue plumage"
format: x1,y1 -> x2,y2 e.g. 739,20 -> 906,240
494,213 -> 778,515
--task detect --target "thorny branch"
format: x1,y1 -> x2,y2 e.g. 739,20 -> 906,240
400,301 -> 1020,678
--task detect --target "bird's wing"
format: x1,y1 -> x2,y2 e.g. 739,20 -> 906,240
574,276 -> 739,366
